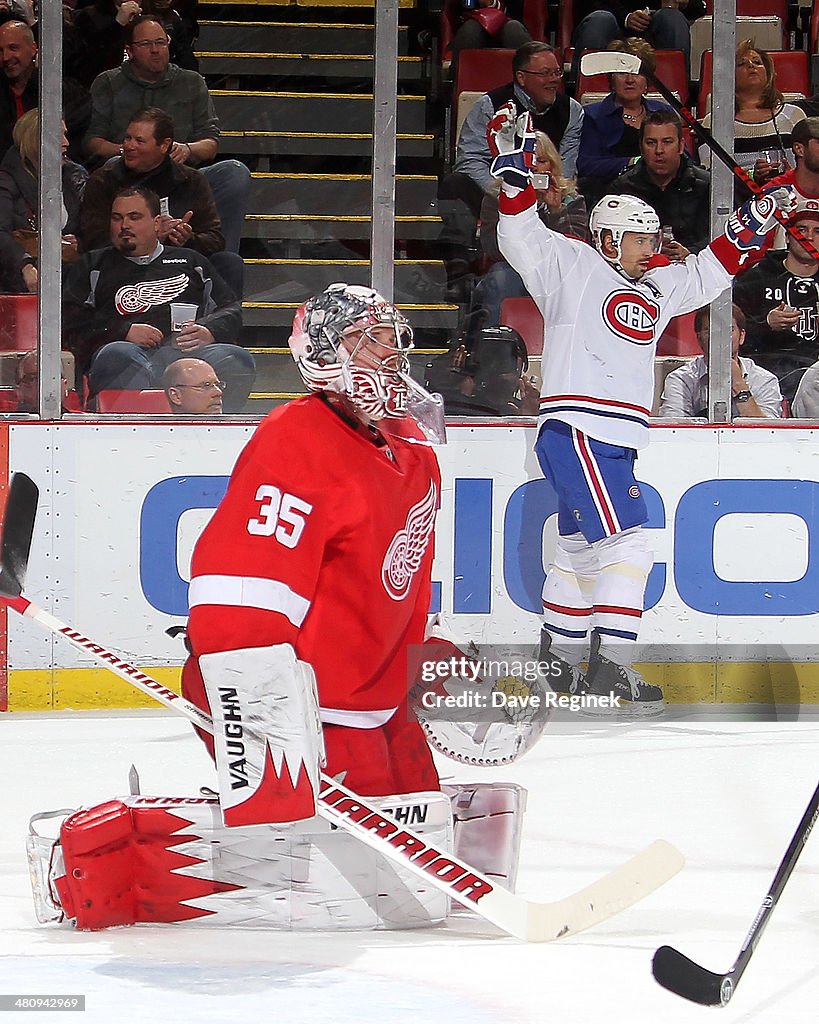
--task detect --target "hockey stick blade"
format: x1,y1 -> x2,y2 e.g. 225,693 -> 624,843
653,780 -> 819,1006
652,945 -> 732,1006
0,472 -> 38,599
580,51 -> 641,78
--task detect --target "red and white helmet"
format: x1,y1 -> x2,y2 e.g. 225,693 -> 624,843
288,283 -> 414,419
590,194 -> 660,274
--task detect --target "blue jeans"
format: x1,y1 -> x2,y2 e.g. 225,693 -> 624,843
201,160 -> 251,254
88,340 -> 257,412
572,9 -> 691,80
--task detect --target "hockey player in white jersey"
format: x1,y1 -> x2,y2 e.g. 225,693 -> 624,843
488,100 -> 795,712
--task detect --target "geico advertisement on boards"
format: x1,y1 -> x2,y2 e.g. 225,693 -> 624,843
6,422 -> 819,671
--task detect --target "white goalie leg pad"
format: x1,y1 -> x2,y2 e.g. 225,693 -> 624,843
28,791 -> 452,931
199,643 -> 325,827
443,782 -> 527,901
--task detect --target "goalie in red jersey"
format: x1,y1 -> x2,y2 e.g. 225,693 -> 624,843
182,283 -> 449,827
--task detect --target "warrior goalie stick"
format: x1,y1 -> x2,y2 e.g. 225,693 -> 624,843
579,50 -> 819,262
653,779 -> 819,1006
0,471 -> 684,942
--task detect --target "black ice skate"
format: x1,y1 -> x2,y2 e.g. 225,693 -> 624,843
538,627 -> 591,697
585,630 -> 664,716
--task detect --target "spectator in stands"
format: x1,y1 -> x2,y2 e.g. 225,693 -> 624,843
468,131 -> 588,333
699,39 -> 805,197
732,210 -> 819,403
0,110 -> 87,294
14,350 -> 72,414
610,108 -> 710,254
84,14 -> 249,253
765,118 -> 819,249
438,41 -> 583,299
577,38 -> 674,209
571,1 -> 705,82
451,2 -> 530,77
63,186 -> 254,412
0,19 -> 90,163
0,2 -> 33,28
658,304 -> 783,419
71,2 -> 144,88
424,324 -> 539,417
79,107 -> 242,298
163,357 -> 224,415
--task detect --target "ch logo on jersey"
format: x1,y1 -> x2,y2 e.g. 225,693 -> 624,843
603,290 -> 660,345
115,274 -> 190,315
381,482 -> 437,601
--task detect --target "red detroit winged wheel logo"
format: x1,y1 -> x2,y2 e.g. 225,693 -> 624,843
381,482 -> 437,601
603,290 -> 660,345
114,274 -> 190,315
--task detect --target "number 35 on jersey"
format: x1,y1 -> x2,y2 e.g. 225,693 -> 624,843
247,485 -> 313,548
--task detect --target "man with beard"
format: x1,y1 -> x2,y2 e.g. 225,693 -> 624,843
733,209 -> 819,402
63,185 -> 254,410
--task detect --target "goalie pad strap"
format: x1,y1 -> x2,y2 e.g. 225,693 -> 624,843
199,643 -> 325,827
31,793 -> 453,931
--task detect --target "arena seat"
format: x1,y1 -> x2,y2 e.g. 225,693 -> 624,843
657,311 -> 702,357
439,0 -> 549,68
95,390 -> 172,414
0,294 -> 37,351
451,48 -> 516,155
691,2 -> 789,84
500,296 -> 544,356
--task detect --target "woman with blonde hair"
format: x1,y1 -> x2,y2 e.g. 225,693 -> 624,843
698,39 -> 805,189
0,108 -> 87,293
468,130 -> 589,332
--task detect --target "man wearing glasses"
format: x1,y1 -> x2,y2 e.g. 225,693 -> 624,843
84,15 -> 249,254
163,358 -> 225,415
439,41 -> 582,298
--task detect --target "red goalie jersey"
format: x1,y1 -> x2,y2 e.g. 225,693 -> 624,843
182,393 -> 442,795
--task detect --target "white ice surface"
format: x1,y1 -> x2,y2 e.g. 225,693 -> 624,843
1,710 -> 817,1023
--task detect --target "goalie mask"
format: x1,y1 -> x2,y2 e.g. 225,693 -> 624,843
590,195 -> 661,277
289,284 -> 446,443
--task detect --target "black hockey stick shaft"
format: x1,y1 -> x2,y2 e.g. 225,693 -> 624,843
653,779 -> 819,1006
644,71 -> 819,262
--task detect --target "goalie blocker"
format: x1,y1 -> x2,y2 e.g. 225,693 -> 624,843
27,783 -> 526,931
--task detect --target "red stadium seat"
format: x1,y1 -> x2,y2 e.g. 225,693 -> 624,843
0,294 -> 37,351
95,389 -> 172,414
439,0 -> 549,67
697,49 -> 808,116
656,311 -> 702,357
452,48 -> 517,153
500,296 -> 544,356
0,387 -> 18,412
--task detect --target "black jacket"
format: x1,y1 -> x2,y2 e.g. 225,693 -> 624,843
610,156 -> 711,253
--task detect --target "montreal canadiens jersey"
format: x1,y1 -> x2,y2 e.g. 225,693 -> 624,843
186,395 -> 441,722
497,190 -> 734,449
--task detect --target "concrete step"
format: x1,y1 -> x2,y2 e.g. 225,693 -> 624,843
211,90 -> 426,135
199,53 -> 424,80
218,130 -> 434,158
243,214 -> 442,241
243,258 -> 447,305
249,173 -> 437,216
199,0 -> 415,9
198,20 -> 409,55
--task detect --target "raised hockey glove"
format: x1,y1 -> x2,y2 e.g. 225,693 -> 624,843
725,186 -> 797,254
487,100 -> 536,192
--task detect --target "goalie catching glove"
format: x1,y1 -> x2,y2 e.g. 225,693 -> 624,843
408,619 -> 550,766
487,100 -> 536,192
